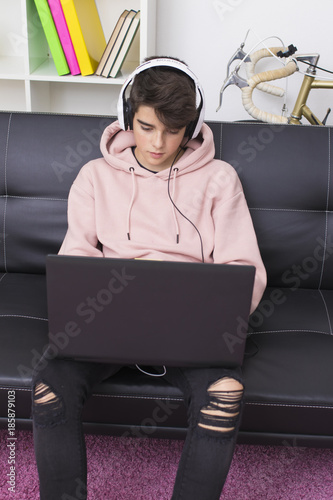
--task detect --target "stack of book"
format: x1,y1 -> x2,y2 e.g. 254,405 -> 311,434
95,9 -> 140,78
34,1 -> 140,78
34,0 -> 106,76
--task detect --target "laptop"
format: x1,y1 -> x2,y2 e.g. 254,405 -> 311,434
46,255 -> 255,367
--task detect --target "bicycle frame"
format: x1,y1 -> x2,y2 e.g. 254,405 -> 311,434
289,73 -> 333,125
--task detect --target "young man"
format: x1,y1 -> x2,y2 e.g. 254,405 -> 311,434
32,57 -> 266,499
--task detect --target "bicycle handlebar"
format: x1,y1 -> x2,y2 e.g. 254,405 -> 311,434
241,58 -> 298,123
245,47 -> 289,97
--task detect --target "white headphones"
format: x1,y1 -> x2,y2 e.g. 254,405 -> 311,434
117,58 -> 205,139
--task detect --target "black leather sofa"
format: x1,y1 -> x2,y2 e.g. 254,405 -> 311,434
1,111 -> 333,448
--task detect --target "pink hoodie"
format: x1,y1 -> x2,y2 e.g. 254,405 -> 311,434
59,120 -> 266,312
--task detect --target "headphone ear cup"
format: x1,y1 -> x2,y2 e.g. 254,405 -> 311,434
124,98 -> 133,130
185,110 -> 201,139
185,120 -> 195,140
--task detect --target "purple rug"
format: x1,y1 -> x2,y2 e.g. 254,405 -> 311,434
1,429 -> 333,499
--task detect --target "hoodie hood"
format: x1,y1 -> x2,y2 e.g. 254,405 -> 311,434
100,120 -> 216,179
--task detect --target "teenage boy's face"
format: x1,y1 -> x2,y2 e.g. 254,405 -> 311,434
132,106 -> 186,172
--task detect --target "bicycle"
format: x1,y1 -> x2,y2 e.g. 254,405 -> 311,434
217,34 -> 333,125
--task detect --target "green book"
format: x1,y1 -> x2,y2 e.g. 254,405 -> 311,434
33,0 -> 70,76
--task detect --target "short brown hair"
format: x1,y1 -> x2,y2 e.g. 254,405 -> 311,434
129,56 -> 198,132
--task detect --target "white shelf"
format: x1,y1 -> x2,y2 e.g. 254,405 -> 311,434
0,0 -> 156,115
29,57 -> 139,84
0,57 -> 27,79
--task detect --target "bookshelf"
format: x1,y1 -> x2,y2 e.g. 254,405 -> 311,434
0,0 -> 156,115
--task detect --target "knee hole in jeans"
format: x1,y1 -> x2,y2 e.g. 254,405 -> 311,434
198,377 -> 243,434
33,381 -> 66,428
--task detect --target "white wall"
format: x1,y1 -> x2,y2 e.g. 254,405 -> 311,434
155,0 -> 333,125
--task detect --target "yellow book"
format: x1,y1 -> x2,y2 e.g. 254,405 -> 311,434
60,0 -> 106,76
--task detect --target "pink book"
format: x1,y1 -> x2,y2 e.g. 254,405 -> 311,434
47,0 -> 81,75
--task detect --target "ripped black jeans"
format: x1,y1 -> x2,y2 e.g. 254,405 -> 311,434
32,348 -> 244,500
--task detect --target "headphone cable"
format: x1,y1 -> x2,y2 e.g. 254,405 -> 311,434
167,148 -> 205,263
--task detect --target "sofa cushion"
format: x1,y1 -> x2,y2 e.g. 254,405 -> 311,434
0,273 -> 48,385
211,121 -> 333,290
0,113 -> 114,273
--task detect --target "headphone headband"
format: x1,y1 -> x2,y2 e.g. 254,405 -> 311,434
117,58 -> 205,139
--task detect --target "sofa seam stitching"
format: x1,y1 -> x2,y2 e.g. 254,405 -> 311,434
249,329 -> 332,335
0,387 -> 183,401
2,113 -> 11,273
250,207 -> 332,213
318,290 -> 332,335
0,314 -> 48,321
0,195 -> 67,202
318,127 -> 331,289
245,402 -> 333,409
0,388 -> 331,410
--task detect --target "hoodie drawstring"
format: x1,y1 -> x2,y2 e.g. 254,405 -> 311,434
171,168 -> 180,243
127,167 -> 136,240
